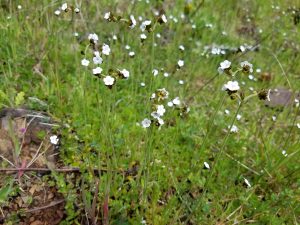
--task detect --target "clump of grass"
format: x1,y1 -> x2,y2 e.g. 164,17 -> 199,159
0,0 -> 299,224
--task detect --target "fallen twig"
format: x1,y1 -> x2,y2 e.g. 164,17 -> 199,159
26,199 -> 65,213
0,167 -> 123,174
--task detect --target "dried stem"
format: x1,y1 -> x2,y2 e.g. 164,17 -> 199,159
26,199 -> 65,213
0,167 -> 123,174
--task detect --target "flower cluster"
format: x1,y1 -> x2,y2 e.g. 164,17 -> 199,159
141,88 -> 169,128
81,33 -> 129,88
141,88 -> 190,129
222,80 -> 240,100
167,97 -> 190,117
54,3 -> 80,16
218,60 -> 254,77
50,135 -> 59,145
240,61 -> 253,74
219,60 -> 270,102
103,10 -> 168,43
201,43 -> 256,58
218,60 -> 231,75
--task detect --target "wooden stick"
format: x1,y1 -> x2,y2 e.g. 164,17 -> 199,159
26,199 -> 65,213
0,167 -> 123,174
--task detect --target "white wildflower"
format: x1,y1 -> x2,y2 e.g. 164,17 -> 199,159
204,162 -> 210,169
104,12 -> 111,20
102,44 -> 111,55
141,218 -> 147,224
50,135 -> 59,145
157,117 -> 164,126
167,101 -> 174,107
151,112 -> 160,119
244,178 -> 251,188
152,69 -> 159,76
129,15 -> 136,28
157,88 -> 169,100
129,51 -> 135,57
61,3 -> 68,11
81,59 -> 90,67
282,150 -> 288,157
93,67 -> 103,75
294,99 -> 299,107
54,10 -> 61,16
222,81 -> 240,91
177,60 -> 184,68
172,97 -> 180,105
239,45 -> 246,52
156,105 -> 166,116
140,20 -> 151,32
93,51 -> 103,64
229,125 -> 238,133
161,14 -> 167,23
205,23 -> 213,28
179,45 -> 185,51
218,60 -> 231,74
141,118 -> 151,128
88,33 -> 99,43
241,61 -> 253,73
103,76 -> 115,86
119,69 -> 130,78
211,47 -> 221,55
140,33 -> 147,40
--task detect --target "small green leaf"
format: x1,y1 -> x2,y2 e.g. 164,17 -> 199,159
0,181 -> 13,203
36,130 -> 47,140
15,91 -> 25,106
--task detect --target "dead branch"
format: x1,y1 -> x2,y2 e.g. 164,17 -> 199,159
26,199 -> 65,213
0,167 -> 123,174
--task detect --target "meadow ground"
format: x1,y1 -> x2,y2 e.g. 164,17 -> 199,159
0,0 -> 299,224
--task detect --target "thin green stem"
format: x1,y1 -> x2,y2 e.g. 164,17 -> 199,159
194,93 -> 226,169
142,128 -> 154,205
186,101 -> 243,222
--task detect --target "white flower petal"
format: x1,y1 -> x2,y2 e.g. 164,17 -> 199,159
141,118 -> 151,128
81,59 -> 90,67
103,76 -> 115,86
102,44 -> 111,55
93,67 -> 103,75
50,135 -> 59,145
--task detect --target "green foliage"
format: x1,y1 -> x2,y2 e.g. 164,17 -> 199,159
14,91 -> 25,106
0,0 -> 299,224
0,180 -> 13,204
